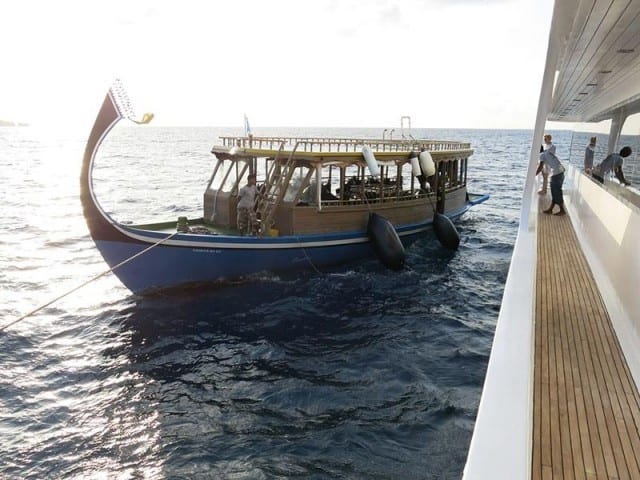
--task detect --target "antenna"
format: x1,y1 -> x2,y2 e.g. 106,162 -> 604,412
400,115 -> 414,140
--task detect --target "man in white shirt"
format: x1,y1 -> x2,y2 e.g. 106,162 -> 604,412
535,149 -> 566,216
237,174 -> 257,235
538,134 -> 556,194
592,146 -> 632,186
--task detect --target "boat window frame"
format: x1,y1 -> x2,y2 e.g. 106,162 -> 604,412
317,164 -> 340,206
284,165 -> 314,204
206,158 -> 228,192
208,158 -> 250,195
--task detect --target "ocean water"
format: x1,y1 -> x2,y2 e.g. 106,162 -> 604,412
0,123 -> 541,479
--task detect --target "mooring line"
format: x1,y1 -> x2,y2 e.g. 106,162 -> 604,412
1,232 -> 178,332
296,235 -> 323,275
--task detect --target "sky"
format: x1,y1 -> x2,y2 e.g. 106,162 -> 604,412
1,0 -> 557,131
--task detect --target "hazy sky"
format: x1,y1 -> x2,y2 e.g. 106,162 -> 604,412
2,0 -> 556,130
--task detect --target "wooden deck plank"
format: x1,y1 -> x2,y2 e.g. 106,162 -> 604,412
533,199 -> 640,479
556,221 -> 605,480
561,245 -> 595,480
537,219 -> 552,473
556,212 -> 620,480
554,243 -> 574,479
533,227 -> 544,480
579,303 -> 615,479
583,266 -> 640,478
549,223 -> 564,479
554,212 -> 585,479
568,257 -> 608,480
571,245 -> 627,480
578,250 -> 640,477
555,239 -> 583,479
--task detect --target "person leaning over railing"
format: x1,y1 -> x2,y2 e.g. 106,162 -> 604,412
592,146 -> 632,186
535,149 -> 566,216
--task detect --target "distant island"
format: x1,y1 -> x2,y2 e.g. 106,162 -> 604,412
0,119 -> 29,127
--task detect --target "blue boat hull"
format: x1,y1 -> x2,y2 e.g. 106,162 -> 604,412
92,202 -> 483,294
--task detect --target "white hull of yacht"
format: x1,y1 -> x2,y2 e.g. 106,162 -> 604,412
464,0 -> 640,475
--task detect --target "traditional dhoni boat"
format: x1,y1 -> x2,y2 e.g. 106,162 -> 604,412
81,87 -> 488,294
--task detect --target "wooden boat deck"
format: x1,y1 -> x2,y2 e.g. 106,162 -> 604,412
532,198 -> 640,479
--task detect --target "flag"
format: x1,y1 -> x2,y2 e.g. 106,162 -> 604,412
244,113 -> 252,137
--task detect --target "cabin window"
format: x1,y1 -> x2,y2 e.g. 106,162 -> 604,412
300,179 -> 317,204
210,159 -> 250,194
318,165 -> 339,203
223,161 -> 249,193
339,164 -> 363,200
284,166 -> 312,203
296,167 -> 341,205
209,159 -> 230,191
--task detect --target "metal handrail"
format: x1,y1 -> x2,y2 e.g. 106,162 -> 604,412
219,135 -> 471,153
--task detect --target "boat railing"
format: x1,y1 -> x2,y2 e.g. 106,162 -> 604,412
317,191 -> 428,207
219,136 -> 471,153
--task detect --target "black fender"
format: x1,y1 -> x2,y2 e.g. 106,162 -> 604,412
367,213 -> 406,270
433,212 -> 460,250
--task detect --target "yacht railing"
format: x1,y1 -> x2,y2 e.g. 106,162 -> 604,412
219,136 -> 471,153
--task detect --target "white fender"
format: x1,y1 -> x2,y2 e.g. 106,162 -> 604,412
419,150 -> 436,177
362,145 -> 380,177
409,152 -> 421,176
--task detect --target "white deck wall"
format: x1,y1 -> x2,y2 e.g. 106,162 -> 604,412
564,166 -> 640,388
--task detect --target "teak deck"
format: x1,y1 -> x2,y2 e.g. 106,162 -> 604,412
533,200 -> 640,479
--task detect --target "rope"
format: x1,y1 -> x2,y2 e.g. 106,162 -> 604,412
426,189 -> 439,215
1,232 -> 178,332
296,236 -> 323,275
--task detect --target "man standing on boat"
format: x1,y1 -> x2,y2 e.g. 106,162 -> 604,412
538,134 -> 555,195
535,149 -> 566,216
237,174 -> 257,235
592,146 -> 632,186
584,137 -> 596,174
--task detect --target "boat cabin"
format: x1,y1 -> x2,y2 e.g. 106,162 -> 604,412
205,136 -> 473,236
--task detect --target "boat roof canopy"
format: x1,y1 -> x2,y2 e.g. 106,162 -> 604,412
211,136 -> 473,168
548,0 -> 640,122
210,146 -> 411,167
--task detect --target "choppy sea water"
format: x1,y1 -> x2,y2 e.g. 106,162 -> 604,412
0,124 -> 587,479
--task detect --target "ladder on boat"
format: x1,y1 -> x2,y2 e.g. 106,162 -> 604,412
255,141 -> 300,236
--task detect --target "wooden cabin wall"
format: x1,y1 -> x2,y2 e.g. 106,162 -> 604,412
273,197 -> 444,235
